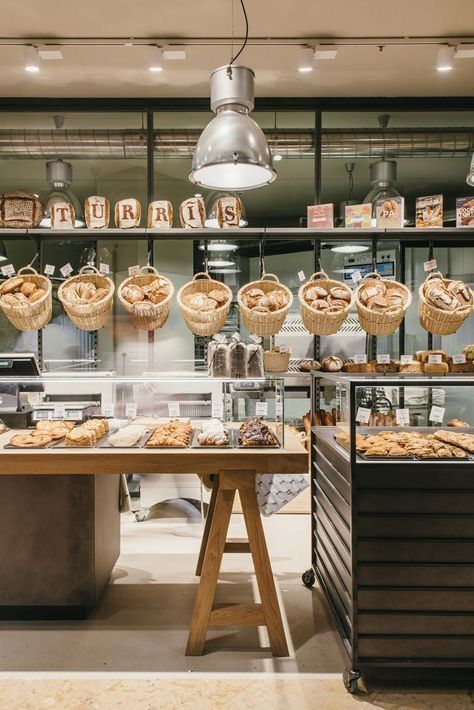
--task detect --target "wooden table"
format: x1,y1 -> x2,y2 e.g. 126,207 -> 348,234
0,431 -> 308,657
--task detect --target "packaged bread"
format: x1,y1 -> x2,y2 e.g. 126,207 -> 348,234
229,335 -> 247,379
84,196 -> 110,229
449,359 -> 474,373
115,198 -> 141,228
217,195 -> 242,228
179,196 -> 205,228
247,341 -> 264,378
208,337 -> 229,377
423,361 -> 449,374
373,359 -> 397,373
399,360 -> 422,373
0,190 -> 43,228
51,201 -> 75,229
147,200 -> 173,229
415,350 -> 448,363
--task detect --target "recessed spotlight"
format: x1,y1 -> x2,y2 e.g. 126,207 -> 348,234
273,154 -> 283,162
437,45 -> 454,72
148,45 -> 164,72
314,44 -> 338,60
24,46 -> 40,73
163,48 -> 186,60
331,244 -> 370,254
298,47 -> 314,73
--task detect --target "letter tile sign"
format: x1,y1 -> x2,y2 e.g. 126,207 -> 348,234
84,196 -> 110,229
147,200 -> 173,229
115,199 -> 141,229
50,202 -> 75,229
179,196 -> 205,228
217,195 -> 241,228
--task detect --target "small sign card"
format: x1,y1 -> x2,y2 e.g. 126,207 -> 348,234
351,270 -> 362,284
276,400 -> 283,417
429,405 -> 445,423
168,402 -> 180,418
307,203 -> 334,229
125,403 -> 137,419
255,401 -> 268,417
128,265 -> 140,276
102,403 -> 115,418
424,259 -> 438,272
44,264 -> 55,275
428,354 -> 442,364
1,264 -> 15,277
400,354 -> 413,365
53,404 -> 66,419
211,400 -> 224,419
354,354 -> 368,364
453,354 -> 467,365
377,354 -> 391,365
99,262 -> 110,275
396,408 -> 410,426
356,407 -> 371,424
298,270 -> 306,282
60,263 -> 73,277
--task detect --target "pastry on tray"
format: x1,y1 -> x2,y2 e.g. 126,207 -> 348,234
240,417 -> 279,447
448,418 -> 470,427
10,432 -> 52,448
66,427 -> 97,447
354,429 -> 469,459
197,420 -> 229,447
145,419 -> 193,448
107,425 -> 146,447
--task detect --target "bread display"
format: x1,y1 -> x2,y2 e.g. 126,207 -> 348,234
9,432 -> 52,448
145,420 -> 193,448
354,430 -> 469,459
0,190 -> 43,228
51,201 -> 75,229
58,266 -> 115,331
84,196 -> 110,229
399,360 -> 422,373
147,200 -> 173,229
240,417 -> 279,447
208,339 -> 229,377
415,350 -> 448,363
121,277 -> 171,307
298,359 -> 321,372
246,342 -> 264,378
65,419 -> 109,448
107,425 -> 146,447
35,419 -> 74,440
356,273 -> 412,336
197,420 -> 229,447
374,359 -> 398,373
419,271 -> 474,335
0,266 -> 52,331
463,344 -> 474,361
423,362 -> 449,374
178,273 -> 232,337
299,272 -> 354,336
115,198 -> 141,228
0,277 -> 46,309
343,361 -> 376,373
229,337 -> 247,379
433,429 -> 474,454
264,345 -> 291,373
60,280 -> 110,306
179,196 -> 205,229
448,419 -> 470,427
321,356 -> 343,372
241,287 -> 290,313
237,274 -> 293,337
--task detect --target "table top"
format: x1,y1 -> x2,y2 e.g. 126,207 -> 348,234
0,429 -> 308,476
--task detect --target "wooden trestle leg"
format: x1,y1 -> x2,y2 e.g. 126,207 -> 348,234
186,471 -> 289,657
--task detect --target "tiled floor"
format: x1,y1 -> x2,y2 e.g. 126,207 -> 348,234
0,513 -> 472,708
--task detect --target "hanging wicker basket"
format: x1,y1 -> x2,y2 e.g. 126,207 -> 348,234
177,272 -> 232,336
298,271 -> 354,335
264,349 -> 291,373
419,271 -> 474,335
355,272 -> 412,336
0,266 -> 52,331
118,266 -> 174,331
58,265 -> 115,331
237,273 -> 293,337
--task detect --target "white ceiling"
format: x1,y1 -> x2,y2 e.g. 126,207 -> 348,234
0,0 -> 473,97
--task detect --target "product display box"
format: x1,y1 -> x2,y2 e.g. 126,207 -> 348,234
456,197 -> 474,228
344,203 -> 372,229
307,203 -> 334,229
415,194 -> 443,228
375,196 -> 404,228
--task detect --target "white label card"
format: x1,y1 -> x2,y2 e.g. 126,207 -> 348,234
99,262 -> 110,274
429,405 -> 445,423
168,402 -> 180,418
255,401 -> 268,417
211,401 -> 224,419
60,263 -> 73,277
424,259 -> 438,272
128,265 -> 140,276
428,354 -> 442,364
279,345 -> 290,353
377,354 -> 390,365
396,408 -> 410,426
102,403 -> 115,418
1,264 -> 15,277
354,354 -> 367,364
276,400 -> 283,416
351,270 -> 362,284
400,354 -> 413,365
125,403 -> 137,419
53,404 -> 66,419
356,407 -> 371,424
453,354 -> 466,365
44,264 -> 55,276
298,270 -> 306,282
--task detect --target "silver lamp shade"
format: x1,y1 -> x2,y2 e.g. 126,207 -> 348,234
190,65 -> 276,191
40,159 -> 84,227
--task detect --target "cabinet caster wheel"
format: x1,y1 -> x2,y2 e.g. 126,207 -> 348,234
343,669 -> 360,694
302,568 -> 315,588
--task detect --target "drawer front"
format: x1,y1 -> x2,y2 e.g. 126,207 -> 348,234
358,514 -> 474,539
317,539 -> 352,616
315,505 -> 351,570
315,436 -> 351,483
359,588 -> 474,612
358,563 -> 474,587
358,539 -> 474,563
359,613 -> 474,635
314,450 -> 350,504
359,636 -> 474,660
316,523 -> 351,592
316,469 -> 351,528
357,465 -> 474,490
358,490 -> 474,515
315,489 -> 351,552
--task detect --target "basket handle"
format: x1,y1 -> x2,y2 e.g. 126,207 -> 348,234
17,266 -> 39,276
424,271 -> 444,282
308,271 -> 329,281
455,303 -> 473,316
140,265 -> 159,275
192,272 -> 212,281
261,273 -> 280,283
360,271 -> 382,282
78,265 -> 101,275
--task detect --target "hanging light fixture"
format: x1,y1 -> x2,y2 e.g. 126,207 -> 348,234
466,153 -> 474,187
363,159 -> 401,219
436,45 -> 455,72
40,159 -> 84,228
0,241 -> 8,262
204,192 -> 248,227
189,0 -> 276,191
198,239 -> 238,253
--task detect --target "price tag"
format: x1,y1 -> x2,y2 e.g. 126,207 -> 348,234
377,354 -> 390,365
424,259 -> 438,272
99,262 -> 110,275
297,270 -> 306,282
211,400 -> 224,419
351,270 -> 362,284
102,403 -> 115,418
125,403 -> 137,419
396,408 -> 410,426
276,400 -> 283,417
428,354 -> 442,364
453,354 -> 466,365
1,264 -> 15,277
356,407 -> 371,424
60,263 -> 73,277
53,404 -> 66,419
168,402 -> 180,418
255,401 -> 268,417
128,265 -> 140,276
400,354 -> 413,365
279,345 -> 290,353
429,405 -> 445,423
353,354 -> 367,364
44,264 -> 55,276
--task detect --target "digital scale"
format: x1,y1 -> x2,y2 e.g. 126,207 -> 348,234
342,248 -> 397,282
0,352 -> 43,427
31,401 -> 99,424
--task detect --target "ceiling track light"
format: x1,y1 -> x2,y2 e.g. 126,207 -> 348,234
148,45 -> 164,72
298,46 -> 314,73
437,45 -> 454,72
24,45 -> 40,73
314,44 -> 338,60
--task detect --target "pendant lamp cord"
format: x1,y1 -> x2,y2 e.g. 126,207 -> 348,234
229,0 -> 249,66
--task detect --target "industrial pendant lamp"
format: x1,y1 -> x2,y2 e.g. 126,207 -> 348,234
189,0 -> 276,191
40,159 -> 84,227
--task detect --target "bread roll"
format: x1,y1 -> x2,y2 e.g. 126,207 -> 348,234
423,362 -> 449,373
84,196 -> 110,229
147,200 -> 173,229
115,198 -> 141,229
